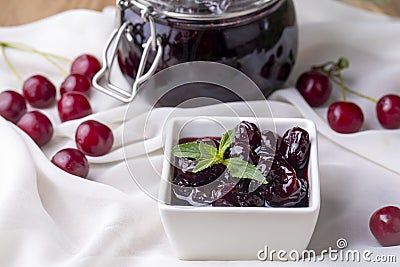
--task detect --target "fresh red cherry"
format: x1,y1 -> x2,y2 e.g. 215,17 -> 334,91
60,74 -> 91,95
296,70 -> 332,107
369,206 -> 400,247
51,148 -> 89,178
327,101 -> 364,133
75,120 -> 114,156
17,111 -> 53,147
58,92 -> 92,122
376,94 -> 400,129
22,75 -> 56,108
0,90 -> 27,123
70,54 -> 101,80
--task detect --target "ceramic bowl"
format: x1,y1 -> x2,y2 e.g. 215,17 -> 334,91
158,116 -> 320,261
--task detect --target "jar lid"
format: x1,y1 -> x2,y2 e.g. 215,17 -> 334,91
132,0 -> 280,20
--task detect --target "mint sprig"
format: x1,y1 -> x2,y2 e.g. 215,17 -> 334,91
218,128 -> 235,156
171,142 -> 217,159
192,158 -> 216,173
224,158 -> 266,183
171,128 -> 267,184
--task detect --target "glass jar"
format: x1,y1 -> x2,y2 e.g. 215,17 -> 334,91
95,0 -> 297,105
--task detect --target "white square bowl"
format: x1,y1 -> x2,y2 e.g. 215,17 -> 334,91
158,116 -> 320,261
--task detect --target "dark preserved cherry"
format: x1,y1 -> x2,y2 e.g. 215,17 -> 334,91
230,121 -> 261,164
279,126 -> 311,170
240,121 -> 262,149
255,130 -> 276,176
213,179 -> 265,207
262,152 -> 302,207
174,162 -> 225,188
230,123 -> 252,163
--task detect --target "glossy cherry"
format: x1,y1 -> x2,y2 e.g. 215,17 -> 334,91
376,94 -> 400,129
70,54 -> 101,80
51,148 -> 90,178
60,74 -> 91,95
173,162 -> 229,206
369,206 -> 400,247
22,75 -> 56,108
17,111 -> 53,147
58,92 -> 92,122
75,120 -> 114,156
296,70 -> 332,107
174,163 -> 226,188
263,152 -> 302,207
0,90 -> 27,123
327,101 -> 364,133
230,122 -> 261,164
279,127 -> 311,170
215,179 -> 265,207
240,121 -> 261,149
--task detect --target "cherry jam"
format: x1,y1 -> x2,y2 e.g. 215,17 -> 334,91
170,123 -> 310,207
117,0 -> 297,106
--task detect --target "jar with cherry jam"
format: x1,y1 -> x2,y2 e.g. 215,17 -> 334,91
101,0 -> 297,105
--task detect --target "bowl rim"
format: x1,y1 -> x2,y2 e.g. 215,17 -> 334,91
158,116 -> 320,214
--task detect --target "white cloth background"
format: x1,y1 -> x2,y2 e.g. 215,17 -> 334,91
0,0 -> 399,266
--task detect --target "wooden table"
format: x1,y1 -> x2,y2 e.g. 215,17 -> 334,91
0,0 -> 399,26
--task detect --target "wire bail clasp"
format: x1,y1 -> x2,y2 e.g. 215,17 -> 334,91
93,1 -> 163,103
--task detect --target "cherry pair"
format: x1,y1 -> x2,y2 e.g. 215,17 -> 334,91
51,120 -> 114,179
296,59 -> 400,133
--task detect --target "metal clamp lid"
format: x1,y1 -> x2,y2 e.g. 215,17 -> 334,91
93,1 -> 162,103
134,0 -> 280,21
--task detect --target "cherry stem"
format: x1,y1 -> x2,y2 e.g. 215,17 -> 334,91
42,54 -> 69,76
337,71 -> 347,102
330,77 -> 378,103
0,42 -> 71,62
0,41 -> 70,76
1,45 -> 23,83
313,57 -> 378,104
312,61 -> 337,71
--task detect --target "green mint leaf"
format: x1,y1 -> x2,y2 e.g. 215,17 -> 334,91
172,141 -> 218,161
192,158 -> 216,173
171,142 -> 202,159
198,142 -> 218,160
219,128 -> 235,156
223,158 -> 267,184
